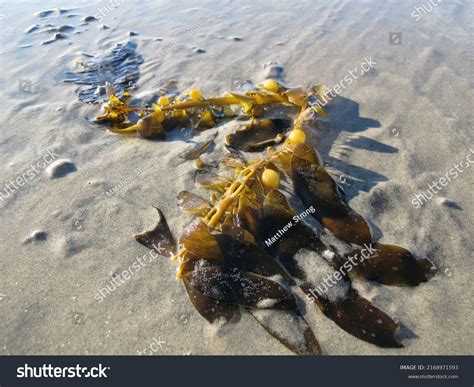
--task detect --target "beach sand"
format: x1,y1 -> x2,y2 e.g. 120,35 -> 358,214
0,0 -> 472,355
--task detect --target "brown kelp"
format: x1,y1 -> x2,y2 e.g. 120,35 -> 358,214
92,79 -> 326,139
125,78 -> 435,355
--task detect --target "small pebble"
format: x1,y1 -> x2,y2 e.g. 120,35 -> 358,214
87,179 -> 104,187
194,47 -> 206,53
128,31 -> 138,36
45,159 -> 76,179
263,61 -> 283,79
227,36 -> 242,41
94,86 -> 106,95
100,24 -> 109,30
436,196 -> 461,209
23,230 -> 48,244
82,16 -> 98,22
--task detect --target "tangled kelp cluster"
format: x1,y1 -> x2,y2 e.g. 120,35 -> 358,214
97,78 -> 438,355
93,77 -> 326,142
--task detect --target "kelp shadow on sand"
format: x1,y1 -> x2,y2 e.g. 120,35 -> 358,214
315,96 -> 396,202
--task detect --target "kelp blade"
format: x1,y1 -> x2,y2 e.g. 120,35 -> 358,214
187,266 -> 297,310
183,277 -> 237,323
134,207 -> 176,255
195,109 -> 217,130
194,170 -> 231,193
263,190 -> 323,260
226,118 -> 290,152
345,243 -> 435,286
177,190 -> 211,216
181,140 -> 214,160
220,224 -> 256,245
290,150 -> 372,245
302,284 -> 402,348
235,188 -> 264,242
179,219 -> 223,262
214,232 -> 294,285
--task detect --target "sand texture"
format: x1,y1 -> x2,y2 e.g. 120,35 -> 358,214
0,0 -> 473,355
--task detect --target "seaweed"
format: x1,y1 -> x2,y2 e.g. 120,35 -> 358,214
181,140 -> 215,160
194,170 -> 231,193
183,277 -> 237,323
89,79 -> 327,142
177,191 -> 211,216
301,282 -> 403,348
344,243 -> 434,286
87,72 -> 435,354
134,207 -> 176,256
226,118 -> 291,152
187,267 -> 297,310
